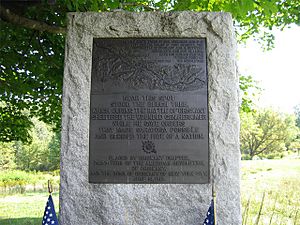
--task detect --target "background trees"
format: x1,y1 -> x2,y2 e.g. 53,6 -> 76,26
294,104 -> 300,129
240,109 -> 299,159
0,118 -> 60,171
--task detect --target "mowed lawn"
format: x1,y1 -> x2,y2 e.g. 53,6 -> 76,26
0,192 -> 59,225
0,159 -> 299,225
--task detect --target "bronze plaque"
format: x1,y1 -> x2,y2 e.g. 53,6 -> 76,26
89,38 -> 209,183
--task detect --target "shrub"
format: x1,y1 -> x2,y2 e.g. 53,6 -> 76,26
0,170 -> 59,194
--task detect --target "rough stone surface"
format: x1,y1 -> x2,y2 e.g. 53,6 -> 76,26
60,12 -> 241,225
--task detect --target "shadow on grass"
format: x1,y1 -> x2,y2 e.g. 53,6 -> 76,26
0,217 -> 41,225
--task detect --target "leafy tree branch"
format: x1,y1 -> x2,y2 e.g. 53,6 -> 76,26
0,4 -> 66,34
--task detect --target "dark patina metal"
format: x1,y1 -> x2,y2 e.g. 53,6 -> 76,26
89,38 -> 209,184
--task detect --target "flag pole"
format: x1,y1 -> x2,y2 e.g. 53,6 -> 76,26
212,183 -> 217,225
48,180 -> 53,195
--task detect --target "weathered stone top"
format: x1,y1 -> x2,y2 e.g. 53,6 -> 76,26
68,11 -> 232,38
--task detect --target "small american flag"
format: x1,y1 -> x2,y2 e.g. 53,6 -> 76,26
203,199 -> 214,225
42,195 -> 59,225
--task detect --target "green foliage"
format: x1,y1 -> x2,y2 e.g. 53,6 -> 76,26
0,170 -> 60,194
173,0 -> 300,50
240,109 -> 298,159
0,170 -> 34,193
0,118 -> 60,172
241,154 -> 252,160
294,103 -> 300,128
0,11 -> 65,142
47,132 -> 61,171
14,118 -> 54,171
0,142 -> 16,170
284,113 -> 300,149
239,75 -> 261,113
1,0 -> 299,142
262,150 -> 284,159
289,141 -> 300,151
0,103 -> 33,143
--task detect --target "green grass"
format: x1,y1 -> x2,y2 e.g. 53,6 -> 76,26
241,159 -> 300,225
0,159 -> 299,225
0,192 -> 59,225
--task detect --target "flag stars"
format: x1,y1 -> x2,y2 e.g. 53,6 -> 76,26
42,195 -> 58,225
202,200 -> 214,225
